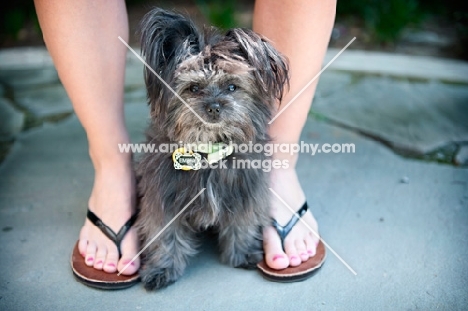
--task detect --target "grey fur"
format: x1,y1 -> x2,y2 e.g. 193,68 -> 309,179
136,8 -> 289,291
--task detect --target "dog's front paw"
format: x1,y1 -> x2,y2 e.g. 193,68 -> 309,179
141,268 -> 178,291
235,251 -> 264,270
223,249 -> 263,270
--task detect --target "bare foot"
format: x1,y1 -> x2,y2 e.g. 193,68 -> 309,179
263,168 -> 320,270
77,154 -> 140,275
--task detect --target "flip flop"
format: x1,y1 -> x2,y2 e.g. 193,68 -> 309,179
71,209 -> 140,290
257,202 -> 326,282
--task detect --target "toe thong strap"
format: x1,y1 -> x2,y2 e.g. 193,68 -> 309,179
272,202 -> 308,245
86,209 -> 138,257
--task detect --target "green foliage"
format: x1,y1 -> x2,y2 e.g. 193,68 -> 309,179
196,0 -> 237,29
366,0 -> 421,42
338,0 -> 422,43
1,0 -> 465,47
3,8 -> 26,38
0,2 -> 39,42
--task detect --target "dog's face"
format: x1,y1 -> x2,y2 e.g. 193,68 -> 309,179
140,9 -> 289,143
170,45 -> 262,143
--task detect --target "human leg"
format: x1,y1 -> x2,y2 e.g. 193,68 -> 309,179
34,0 -> 139,275
253,0 -> 336,269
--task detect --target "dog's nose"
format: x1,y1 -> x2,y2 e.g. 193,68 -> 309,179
205,102 -> 221,117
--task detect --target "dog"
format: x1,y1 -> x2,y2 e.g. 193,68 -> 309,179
135,8 -> 289,290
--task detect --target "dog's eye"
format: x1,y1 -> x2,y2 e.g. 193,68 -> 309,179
227,84 -> 236,92
190,85 -> 200,93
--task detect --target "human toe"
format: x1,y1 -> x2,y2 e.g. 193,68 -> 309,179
284,239 -> 301,267
118,257 -> 139,275
85,242 -> 97,266
93,244 -> 107,270
305,232 -> 319,256
295,240 -> 309,262
103,251 -> 119,273
263,226 -> 289,270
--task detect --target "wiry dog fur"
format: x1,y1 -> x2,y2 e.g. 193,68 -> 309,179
136,8 -> 289,290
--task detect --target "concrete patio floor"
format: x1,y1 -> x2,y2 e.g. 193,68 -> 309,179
0,48 -> 467,310
0,105 -> 466,310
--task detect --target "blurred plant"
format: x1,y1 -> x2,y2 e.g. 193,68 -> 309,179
0,2 -> 40,45
393,0 -> 468,58
195,0 -> 237,29
3,8 -> 26,38
338,0 -> 422,43
449,6 -> 468,59
365,0 -> 421,43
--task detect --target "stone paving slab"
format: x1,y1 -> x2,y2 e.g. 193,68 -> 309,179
326,48 -> 468,84
313,71 -> 353,100
455,145 -> 468,166
3,47 -> 468,85
14,84 -> 73,119
0,104 -> 467,310
0,47 -> 54,69
0,98 -> 24,141
125,60 -> 145,88
124,86 -> 147,105
0,48 -> 59,89
313,76 -> 468,156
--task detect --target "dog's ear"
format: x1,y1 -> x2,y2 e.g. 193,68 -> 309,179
139,8 -> 201,116
226,28 -> 289,102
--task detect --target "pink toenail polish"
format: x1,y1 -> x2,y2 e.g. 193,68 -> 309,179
301,252 -> 308,257
290,256 -> 298,260
95,260 -> 103,265
124,260 -> 135,266
86,257 -> 93,262
308,250 -> 314,254
272,255 -> 284,261
107,263 -> 115,267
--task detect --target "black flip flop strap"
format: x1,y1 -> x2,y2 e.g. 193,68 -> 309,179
272,202 -> 308,248
86,209 -> 138,257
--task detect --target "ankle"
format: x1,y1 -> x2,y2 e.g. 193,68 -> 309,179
88,158 -> 136,215
89,144 -> 133,172
88,144 -> 136,211
86,129 -> 132,169
270,163 -> 305,209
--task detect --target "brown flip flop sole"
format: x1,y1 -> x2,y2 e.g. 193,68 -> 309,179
71,241 -> 140,290
257,202 -> 326,282
257,240 -> 326,282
